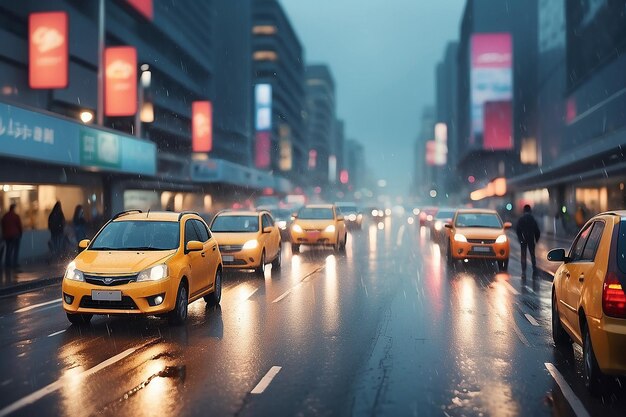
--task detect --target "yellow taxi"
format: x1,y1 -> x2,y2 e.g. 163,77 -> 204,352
548,211 -> 626,393
62,210 -> 223,326
445,209 -> 511,271
290,204 -> 347,253
209,210 -> 281,275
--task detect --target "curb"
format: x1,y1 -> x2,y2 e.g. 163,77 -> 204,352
0,276 -> 62,298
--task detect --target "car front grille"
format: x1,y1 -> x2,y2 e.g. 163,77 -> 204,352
79,296 -> 138,310
84,274 -> 138,286
467,239 -> 496,244
219,245 -> 244,253
223,258 -> 247,266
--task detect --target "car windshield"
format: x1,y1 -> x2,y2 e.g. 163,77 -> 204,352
211,215 -> 259,232
298,207 -> 334,220
90,221 -> 180,250
435,210 -> 456,219
455,213 -> 502,228
337,205 -> 358,214
271,209 -> 291,220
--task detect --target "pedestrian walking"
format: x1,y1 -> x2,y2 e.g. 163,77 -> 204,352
575,205 -> 586,229
48,201 -> 65,257
73,205 -> 87,243
1,204 -> 22,268
516,204 -> 541,277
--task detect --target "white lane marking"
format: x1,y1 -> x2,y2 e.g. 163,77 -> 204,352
524,313 -> 540,326
545,363 -> 591,417
244,288 -> 259,301
251,366 -> 282,394
396,225 -> 406,247
523,285 -> 535,294
271,265 -> 325,303
272,289 -> 293,303
14,299 -> 62,313
502,280 -> 520,296
511,317 -> 531,347
0,343 -> 149,417
47,330 -> 66,338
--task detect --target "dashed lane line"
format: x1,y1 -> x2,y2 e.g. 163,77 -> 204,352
524,313 -> 540,326
272,265 -> 325,303
251,366 -> 282,394
14,299 -> 62,314
545,363 -> 591,417
47,330 -> 66,338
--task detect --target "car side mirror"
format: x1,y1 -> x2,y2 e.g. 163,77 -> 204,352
263,226 -> 273,234
547,248 -> 568,263
503,222 -> 512,229
337,218 -> 344,222
78,239 -> 90,249
444,223 -> 452,229
186,241 -> 204,252
291,213 -> 298,219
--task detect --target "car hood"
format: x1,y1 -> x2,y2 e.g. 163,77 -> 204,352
212,232 -> 260,245
294,219 -> 335,229
74,250 -> 177,275
454,227 -> 505,239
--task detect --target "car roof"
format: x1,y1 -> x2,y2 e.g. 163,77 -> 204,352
113,211 -> 193,222
303,204 -> 334,209
216,210 -> 262,217
455,208 -> 498,215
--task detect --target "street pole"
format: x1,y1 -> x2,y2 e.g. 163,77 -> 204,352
97,0 -> 105,126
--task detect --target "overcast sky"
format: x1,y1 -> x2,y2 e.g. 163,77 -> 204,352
281,0 -> 466,196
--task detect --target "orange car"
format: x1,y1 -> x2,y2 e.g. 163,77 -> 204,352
445,209 -> 511,271
548,211 -> 626,393
290,204 -> 347,252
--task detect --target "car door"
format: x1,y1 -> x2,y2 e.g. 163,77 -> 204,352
184,219 -> 207,297
261,214 -> 277,259
265,213 -> 281,257
335,207 -> 345,242
192,219 -> 216,292
560,223 -> 593,334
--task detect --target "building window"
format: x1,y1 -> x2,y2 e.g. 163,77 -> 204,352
253,51 -> 278,61
520,138 -> 538,165
252,25 -> 278,35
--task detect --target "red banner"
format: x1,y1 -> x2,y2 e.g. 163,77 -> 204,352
105,47 -> 137,117
125,0 -> 154,21
29,12 -> 68,89
483,101 -> 512,150
255,132 -> 271,168
192,101 -> 213,152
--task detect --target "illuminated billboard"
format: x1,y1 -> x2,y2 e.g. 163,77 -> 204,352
192,101 -> 212,152
483,101 -> 512,150
470,33 -> 512,148
255,84 -> 272,131
29,12 -> 68,89
125,0 -> 153,20
105,46 -> 137,116
255,132 -> 271,169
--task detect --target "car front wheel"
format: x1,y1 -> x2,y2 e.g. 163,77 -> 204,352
551,292 -> 570,346
168,283 -> 188,325
204,269 -> 222,306
271,245 -> 282,269
256,251 -> 266,276
583,322 -> 603,394
67,313 -> 92,325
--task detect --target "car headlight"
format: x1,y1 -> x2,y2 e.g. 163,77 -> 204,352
292,224 -> 303,233
277,220 -> 287,230
242,239 -> 259,250
348,214 -> 357,221
137,264 -> 169,282
454,233 -> 467,243
64,261 -> 84,282
325,225 -> 336,233
371,209 -> 379,217
426,215 -> 433,221
495,234 -> 507,244
357,214 -> 363,220
434,221 -> 442,231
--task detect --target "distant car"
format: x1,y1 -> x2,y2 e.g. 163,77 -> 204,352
430,208 -> 457,243
419,207 -> 439,227
210,210 -> 282,276
548,212 -> 626,393
445,209 -> 511,271
269,208 -> 294,240
335,202 -> 363,229
290,204 -> 348,253
62,210 -> 223,326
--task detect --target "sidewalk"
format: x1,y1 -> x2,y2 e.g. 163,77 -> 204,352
0,262 -> 65,297
507,231 -> 573,277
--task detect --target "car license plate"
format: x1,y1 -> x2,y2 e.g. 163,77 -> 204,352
307,231 -> 320,238
222,255 -> 235,262
91,290 -> 122,301
473,246 -> 491,253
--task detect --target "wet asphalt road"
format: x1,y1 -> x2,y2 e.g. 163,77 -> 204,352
0,215 -> 625,417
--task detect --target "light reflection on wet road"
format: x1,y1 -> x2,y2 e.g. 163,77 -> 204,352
0,215 -> 625,416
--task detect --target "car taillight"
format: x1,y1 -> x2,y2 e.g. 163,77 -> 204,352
603,272 -> 626,319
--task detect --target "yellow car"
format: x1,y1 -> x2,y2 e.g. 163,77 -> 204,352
445,209 -> 511,271
290,204 -> 348,253
210,210 -> 282,275
62,210 -> 223,325
548,211 -> 626,393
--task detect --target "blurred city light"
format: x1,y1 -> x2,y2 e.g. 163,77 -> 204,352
79,110 -> 94,124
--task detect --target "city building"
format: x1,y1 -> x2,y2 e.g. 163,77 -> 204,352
344,139 -> 365,191
507,0 -> 626,229
435,42 -> 458,197
456,0 -> 538,194
412,106 -> 435,201
251,0 -> 306,182
304,64 -> 336,187
332,118 -> 345,185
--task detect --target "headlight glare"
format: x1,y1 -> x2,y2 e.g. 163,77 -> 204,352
292,224 -> 303,233
64,261 -> 84,282
325,225 -> 336,233
454,233 -> 467,243
495,234 -> 507,244
277,221 -> 287,229
137,264 -> 169,282
242,239 -> 259,250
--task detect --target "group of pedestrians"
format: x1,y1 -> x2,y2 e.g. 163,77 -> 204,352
1,201 -> 88,268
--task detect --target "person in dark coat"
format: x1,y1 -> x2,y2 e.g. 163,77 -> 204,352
516,204 -> 541,277
72,205 -> 87,243
48,201 -> 65,257
1,204 -> 22,268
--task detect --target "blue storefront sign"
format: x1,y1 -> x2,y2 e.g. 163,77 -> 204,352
0,102 -> 156,176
